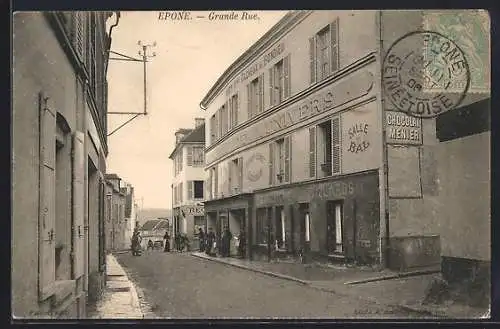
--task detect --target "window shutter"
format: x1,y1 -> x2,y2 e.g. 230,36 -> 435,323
332,117 -> 341,174
330,18 -> 339,73
309,36 -> 316,84
214,166 -> 219,198
235,93 -> 240,126
72,131 -> 85,279
228,162 -> 233,195
225,102 -> 229,134
284,54 -> 291,99
258,73 -> 264,113
38,92 -> 56,300
238,157 -> 243,192
208,169 -> 213,200
75,12 -> 85,61
309,126 -> 316,178
269,142 -> 274,185
228,97 -> 233,130
188,181 -> 193,200
246,84 -> 252,120
284,136 -> 291,183
179,148 -> 183,172
187,146 -> 193,166
180,182 -> 183,203
269,67 -> 275,107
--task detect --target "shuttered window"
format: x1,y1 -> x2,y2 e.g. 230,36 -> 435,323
258,73 -> 264,113
214,166 -> 218,198
309,126 -> 316,178
332,117 -> 341,174
72,131 -> 85,279
188,181 -> 193,200
268,142 -> 274,186
268,66 -> 275,107
210,114 -> 217,144
238,157 -> 243,192
284,136 -> 291,183
246,84 -> 253,120
269,56 -> 290,107
309,18 -> 340,84
283,54 -> 291,99
187,146 -> 193,166
38,92 -> 56,300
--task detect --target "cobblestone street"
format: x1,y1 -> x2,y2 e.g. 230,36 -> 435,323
114,251 -> 432,319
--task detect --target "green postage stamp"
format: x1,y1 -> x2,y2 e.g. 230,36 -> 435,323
423,10 -> 490,93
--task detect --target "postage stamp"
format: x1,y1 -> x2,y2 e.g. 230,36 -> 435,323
423,10 -> 490,93
382,30 -> 470,118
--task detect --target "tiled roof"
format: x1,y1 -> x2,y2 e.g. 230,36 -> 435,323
139,219 -> 160,231
181,124 -> 205,143
105,173 -> 120,180
155,220 -> 169,230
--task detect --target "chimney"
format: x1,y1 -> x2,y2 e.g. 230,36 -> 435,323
195,118 -> 205,128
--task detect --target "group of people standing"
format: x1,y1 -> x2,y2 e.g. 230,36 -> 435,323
198,227 -> 246,258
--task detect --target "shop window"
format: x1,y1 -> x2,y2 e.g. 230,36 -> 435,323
327,201 -> 343,254
256,208 -> 268,245
275,207 -> 286,250
309,18 -> 339,84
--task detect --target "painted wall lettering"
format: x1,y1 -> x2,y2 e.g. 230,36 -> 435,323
206,70 -> 374,166
385,111 -> 422,145
347,122 -> 370,154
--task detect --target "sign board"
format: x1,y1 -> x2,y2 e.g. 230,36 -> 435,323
182,206 -> 204,216
385,111 -> 422,145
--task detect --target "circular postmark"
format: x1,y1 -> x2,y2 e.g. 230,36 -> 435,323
245,153 -> 266,182
382,31 -> 470,118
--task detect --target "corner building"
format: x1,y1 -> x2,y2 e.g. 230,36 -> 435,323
200,9 -> 490,286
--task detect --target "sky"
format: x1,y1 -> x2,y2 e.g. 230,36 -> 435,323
106,11 -> 289,209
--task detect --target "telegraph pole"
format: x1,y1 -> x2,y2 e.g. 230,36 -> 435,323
107,41 -> 156,136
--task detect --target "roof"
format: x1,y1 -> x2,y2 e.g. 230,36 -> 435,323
139,219 -> 169,231
199,11 -> 308,109
176,128 -> 193,135
105,173 -> 120,180
169,123 -> 205,159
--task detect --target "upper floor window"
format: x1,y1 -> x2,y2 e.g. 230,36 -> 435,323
188,180 -> 204,200
220,104 -> 229,137
193,146 -> 205,166
247,74 -> 264,120
309,18 -> 339,84
174,149 -> 183,175
210,113 -> 218,144
269,55 -> 291,107
229,93 -> 239,130
310,116 -> 341,178
269,135 -> 291,185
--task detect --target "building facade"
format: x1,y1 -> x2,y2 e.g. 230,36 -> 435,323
104,174 -> 128,252
12,11 -> 118,318
200,9 -> 490,289
169,118 -> 206,250
138,219 -> 170,249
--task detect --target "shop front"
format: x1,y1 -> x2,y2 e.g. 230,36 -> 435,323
204,193 -> 254,259
252,170 -> 380,265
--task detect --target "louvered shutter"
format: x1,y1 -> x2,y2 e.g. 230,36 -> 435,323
235,93 -> 240,127
332,117 -> 341,174
330,18 -> 339,73
228,97 -> 233,130
284,136 -> 291,183
269,142 -> 274,186
187,146 -> 193,166
180,182 -> 183,203
258,73 -> 264,113
309,36 -> 316,84
188,181 -> 193,200
238,157 -> 243,193
208,169 -> 213,200
228,162 -> 233,195
284,54 -> 291,99
179,148 -> 183,172
224,102 -> 229,134
269,67 -> 275,107
309,126 -> 316,178
72,131 -> 85,279
214,166 -> 219,198
246,84 -> 252,120
38,92 -> 56,300
75,12 -> 85,61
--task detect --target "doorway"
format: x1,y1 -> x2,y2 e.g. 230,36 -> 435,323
327,201 -> 343,255
275,206 -> 285,250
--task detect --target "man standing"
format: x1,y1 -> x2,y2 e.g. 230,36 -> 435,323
222,226 -> 233,257
206,228 -> 215,256
198,227 -> 205,252
163,231 -> 170,252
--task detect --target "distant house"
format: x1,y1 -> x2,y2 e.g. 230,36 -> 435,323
138,219 -> 170,249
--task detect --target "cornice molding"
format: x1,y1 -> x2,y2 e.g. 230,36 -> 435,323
200,10 -> 312,108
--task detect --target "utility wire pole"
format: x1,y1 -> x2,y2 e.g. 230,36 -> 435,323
107,41 -> 156,137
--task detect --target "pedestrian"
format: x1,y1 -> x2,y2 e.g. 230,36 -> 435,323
147,239 -> 154,251
238,229 -> 246,258
163,231 -> 170,252
198,227 -> 205,252
222,227 -> 232,257
206,228 -> 215,256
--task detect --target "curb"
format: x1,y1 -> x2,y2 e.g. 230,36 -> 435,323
190,253 -> 309,285
344,269 -> 441,285
108,255 -> 145,319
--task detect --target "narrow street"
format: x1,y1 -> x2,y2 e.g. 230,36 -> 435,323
115,252 -> 428,319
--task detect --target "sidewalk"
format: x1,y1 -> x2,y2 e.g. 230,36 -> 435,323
88,254 -> 144,319
191,252 -> 488,319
